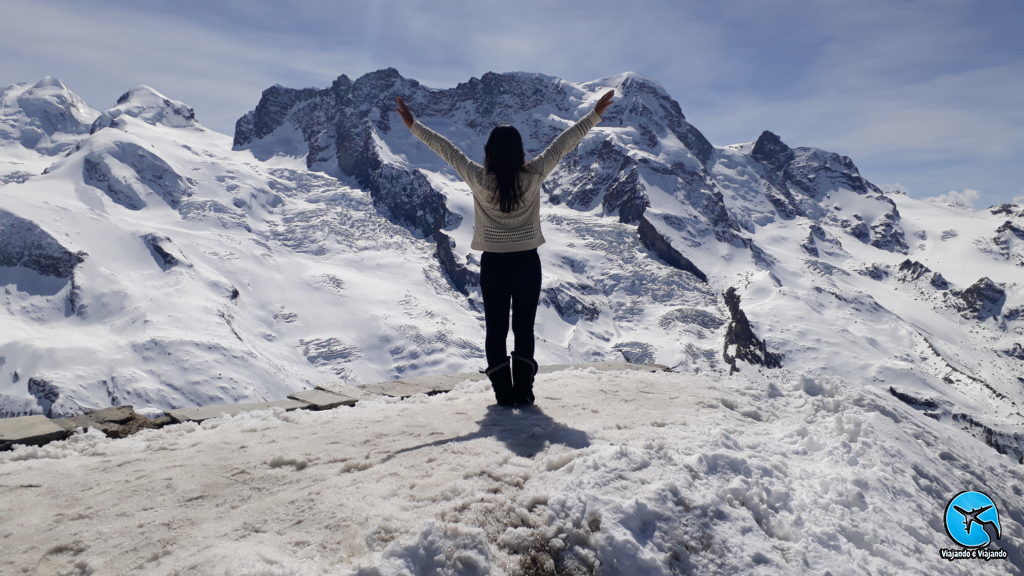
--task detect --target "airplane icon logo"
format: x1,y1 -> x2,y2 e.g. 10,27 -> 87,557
945,491 -> 1002,548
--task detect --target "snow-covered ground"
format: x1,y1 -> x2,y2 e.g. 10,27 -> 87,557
2,366 -> 1020,575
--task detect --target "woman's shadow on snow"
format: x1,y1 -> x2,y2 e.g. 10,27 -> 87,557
384,405 -> 591,460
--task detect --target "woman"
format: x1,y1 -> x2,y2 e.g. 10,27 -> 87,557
396,89 -> 614,406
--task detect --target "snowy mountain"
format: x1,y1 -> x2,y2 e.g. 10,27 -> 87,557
0,76 -> 98,184
1,70 -> 1021,464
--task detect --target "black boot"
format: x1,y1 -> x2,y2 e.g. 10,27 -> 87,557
510,351 -> 539,406
482,357 -> 515,406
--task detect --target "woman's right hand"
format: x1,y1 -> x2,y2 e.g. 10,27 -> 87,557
594,90 -> 615,117
396,96 -> 415,128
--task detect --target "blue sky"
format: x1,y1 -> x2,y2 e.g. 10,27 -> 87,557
2,0 -> 1022,205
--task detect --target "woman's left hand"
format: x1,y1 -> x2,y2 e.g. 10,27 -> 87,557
396,97 -> 415,128
594,90 -> 615,117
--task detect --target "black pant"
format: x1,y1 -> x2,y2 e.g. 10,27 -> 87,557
480,248 -> 542,368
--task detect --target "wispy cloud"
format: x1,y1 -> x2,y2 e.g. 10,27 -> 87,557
929,188 -> 982,207
2,0 -> 1021,204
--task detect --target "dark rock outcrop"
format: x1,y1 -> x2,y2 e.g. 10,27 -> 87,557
800,223 -> 828,257
722,287 -> 783,373
857,263 -> 891,281
601,164 -> 649,224
996,220 -> 1024,240
930,273 -> 950,290
433,231 -> 478,295
751,130 -> 795,172
142,234 -> 180,270
990,204 -> 1022,217
0,209 -> 86,279
869,211 -> 909,253
637,214 -> 707,282
951,277 -> 1005,321
896,259 -> 931,282
1003,343 -> 1024,361
27,377 -> 60,417
543,283 -> 601,323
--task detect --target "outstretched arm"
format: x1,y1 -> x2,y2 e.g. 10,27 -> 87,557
397,96 -> 482,185
526,89 -> 614,179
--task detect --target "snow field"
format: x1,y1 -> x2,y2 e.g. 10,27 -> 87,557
1,366 -> 1020,575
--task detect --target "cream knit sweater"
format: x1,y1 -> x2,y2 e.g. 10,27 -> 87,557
410,109 -> 602,253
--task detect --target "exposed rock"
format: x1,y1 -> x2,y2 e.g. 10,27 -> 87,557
1003,343 -> 1024,361
990,204 -> 1021,217
53,405 -> 172,438
600,163 -> 649,224
896,259 -> 931,282
800,223 -> 827,257
0,209 -> 86,279
930,273 -> 950,290
433,231 -> 479,295
722,287 -> 783,373
996,220 -> 1024,240
751,130 -> 794,173
857,263 -> 891,281
91,86 -> 198,132
543,283 -> 601,323
843,215 -> 871,244
888,387 -> 941,412
950,277 -> 1005,321
141,234 -> 180,270
27,377 -> 60,417
869,212 -> 909,253
950,411 -> 1024,463
637,214 -> 707,282
1004,306 -> 1024,322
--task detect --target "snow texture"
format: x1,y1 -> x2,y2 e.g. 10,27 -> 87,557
1,367 -> 1020,575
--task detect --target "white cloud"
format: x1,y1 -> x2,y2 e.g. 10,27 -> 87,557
929,188 -> 982,207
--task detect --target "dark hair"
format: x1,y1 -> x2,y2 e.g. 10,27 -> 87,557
484,125 -> 526,213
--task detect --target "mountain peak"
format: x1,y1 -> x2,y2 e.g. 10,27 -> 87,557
596,71 -> 670,97
31,75 -> 68,91
0,77 -> 98,154
751,130 -> 793,167
93,86 -> 198,131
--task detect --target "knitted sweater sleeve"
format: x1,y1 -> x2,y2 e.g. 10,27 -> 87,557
409,121 -> 484,186
525,109 -> 602,179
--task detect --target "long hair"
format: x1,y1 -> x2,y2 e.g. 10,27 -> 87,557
484,125 -> 526,213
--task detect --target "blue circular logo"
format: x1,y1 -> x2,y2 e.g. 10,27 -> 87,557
944,491 -> 1002,548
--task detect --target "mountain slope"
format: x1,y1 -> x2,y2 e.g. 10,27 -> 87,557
1,71 -> 1021,463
